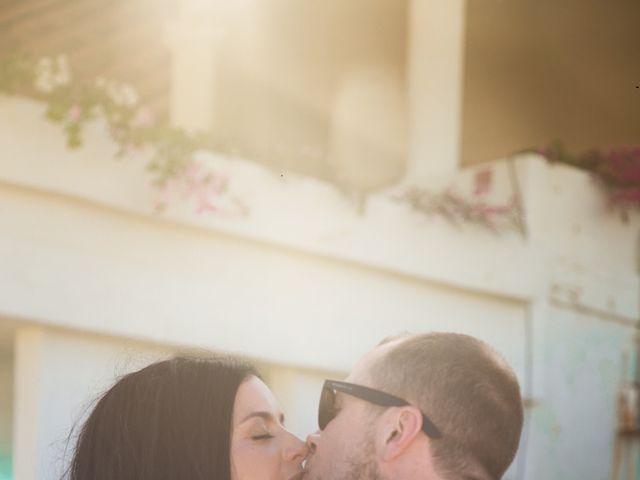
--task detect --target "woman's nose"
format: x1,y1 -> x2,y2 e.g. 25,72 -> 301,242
284,433 -> 310,462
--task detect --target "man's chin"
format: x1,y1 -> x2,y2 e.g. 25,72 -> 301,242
298,468 -> 311,480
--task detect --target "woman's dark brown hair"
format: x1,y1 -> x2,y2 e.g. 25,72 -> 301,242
66,355 -> 258,480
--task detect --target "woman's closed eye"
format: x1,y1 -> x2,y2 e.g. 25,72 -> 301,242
240,411 -> 286,441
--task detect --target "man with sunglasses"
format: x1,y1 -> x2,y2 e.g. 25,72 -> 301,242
304,332 -> 523,480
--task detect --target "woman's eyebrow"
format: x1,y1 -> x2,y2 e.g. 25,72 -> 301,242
239,411 -> 285,425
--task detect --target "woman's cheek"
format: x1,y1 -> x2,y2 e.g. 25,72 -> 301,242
232,442 -> 280,480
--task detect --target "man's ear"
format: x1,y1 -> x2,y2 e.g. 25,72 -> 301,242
378,406 -> 423,462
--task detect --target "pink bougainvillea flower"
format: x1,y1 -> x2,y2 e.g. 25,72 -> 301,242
194,182 -> 223,214
132,107 -> 155,128
109,127 -> 125,141
124,143 -> 142,157
159,177 -> 180,205
473,168 -> 493,196
67,104 -> 82,123
610,188 -> 640,205
207,173 -> 229,194
183,162 -> 203,187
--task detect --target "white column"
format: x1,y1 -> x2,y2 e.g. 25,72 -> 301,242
406,0 -> 467,183
164,9 -> 222,133
12,327 -> 43,480
12,327 -> 171,480
329,66 -> 408,195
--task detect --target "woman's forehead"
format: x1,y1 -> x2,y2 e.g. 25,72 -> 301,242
233,376 -> 282,421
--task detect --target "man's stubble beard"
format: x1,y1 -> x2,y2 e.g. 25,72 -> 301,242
307,437 -> 383,480
343,438 -> 383,480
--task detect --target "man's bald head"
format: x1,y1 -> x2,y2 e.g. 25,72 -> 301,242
366,332 -> 524,480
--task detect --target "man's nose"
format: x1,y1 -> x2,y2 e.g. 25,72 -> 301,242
306,430 -> 320,454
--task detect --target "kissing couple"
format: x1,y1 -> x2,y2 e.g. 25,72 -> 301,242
65,332 -> 523,480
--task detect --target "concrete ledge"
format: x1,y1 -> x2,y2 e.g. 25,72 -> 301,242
1,96 -> 638,310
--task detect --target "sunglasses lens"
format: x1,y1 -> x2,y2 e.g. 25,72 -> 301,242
318,386 -> 336,430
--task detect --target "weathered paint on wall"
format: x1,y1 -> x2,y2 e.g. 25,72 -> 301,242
525,305 -> 635,480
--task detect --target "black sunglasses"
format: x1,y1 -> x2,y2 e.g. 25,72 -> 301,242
318,379 -> 442,438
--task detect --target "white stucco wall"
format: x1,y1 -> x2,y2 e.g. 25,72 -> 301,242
0,181 -> 528,373
265,366 -> 338,440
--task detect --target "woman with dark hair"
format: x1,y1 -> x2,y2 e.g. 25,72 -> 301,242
66,355 -> 308,480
